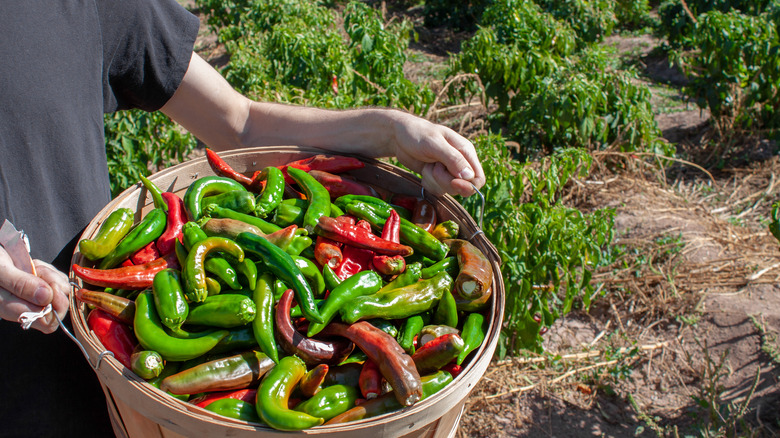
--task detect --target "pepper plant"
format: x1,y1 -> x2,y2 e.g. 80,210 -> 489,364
459,136 -> 616,356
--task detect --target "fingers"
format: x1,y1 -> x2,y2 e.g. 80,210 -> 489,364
421,162 -> 480,198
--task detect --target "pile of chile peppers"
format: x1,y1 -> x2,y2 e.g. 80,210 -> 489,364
71,150 -> 493,430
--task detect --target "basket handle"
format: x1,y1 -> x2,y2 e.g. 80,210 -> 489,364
64,281 -> 115,371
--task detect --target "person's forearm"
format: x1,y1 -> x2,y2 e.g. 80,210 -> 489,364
238,102 -> 400,158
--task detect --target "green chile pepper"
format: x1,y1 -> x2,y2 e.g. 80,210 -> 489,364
379,262 -> 422,293
293,384 -> 359,422
131,350 -> 165,380
253,166 -> 285,217
236,232 -> 324,324
433,288 -> 458,328
255,355 -> 325,431
182,222 -> 241,290
398,314 -> 425,354
203,204 -> 282,234
421,256 -> 459,279
289,299 -> 325,318
340,272 -> 453,324
252,273 -> 280,364
210,326 -> 259,354
146,361 -> 189,401
321,264 -> 342,292
287,166 -> 331,233
272,202 -> 305,228
201,190 -> 256,215
152,269 -> 188,331
343,201 -> 447,261
205,398 -> 262,423
160,350 -> 274,395
306,270 -> 383,336
184,176 -> 247,221
134,291 -> 229,361
79,207 -> 134,261
431,220 -> 459,241
186,294 -> 257,328
237,258 -> 258,290
457,312 -> 486,365
290,255 -> 326,298
328,202 -> 345,218
139,175 -> 168,213
99,208 -> 167,269
183,237 -> 245,303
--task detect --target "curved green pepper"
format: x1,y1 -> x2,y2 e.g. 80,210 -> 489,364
253,166 -> 285,217
293,384 -> 359,422
99,208 -> 167,269
184,176 -> 247,221
255,355 -> 324,431
236,258 -> 258,290
272,202 -> 305,228
134,291 -> 228,361
235,232 -> 324,324
152,268 -> 188,331
183,237 -> 245,303
139,174 -> 168,213
205,398 -> 262,423
182,222 -> 241,290
421,256 -> 459,279
252,273 -> 280,363
456,312 -> 486,365
340,272 -> 453,324
186,293 -> 256,328
201,190 -> 257,215
433,288 -> 458,328
290,255 -> 326,298
161,350 -> 274,395
321,263 -> 342,292
79,207 -> 135,261
398,313 -> 426,354
287,166 -> 331,233
307,270 -> 383,336
210,326 -> 259,354
203,204 -> 282,234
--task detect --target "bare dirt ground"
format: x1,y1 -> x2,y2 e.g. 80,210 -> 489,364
185,3 -> 780,436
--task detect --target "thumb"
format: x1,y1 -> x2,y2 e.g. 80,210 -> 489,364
0,251 -> 54,307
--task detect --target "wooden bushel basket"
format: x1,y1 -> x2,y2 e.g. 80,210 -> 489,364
69,146 -> 505,438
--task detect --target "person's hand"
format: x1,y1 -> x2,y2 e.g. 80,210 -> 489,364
0,247 -> 70,333
389,111 -> 485,197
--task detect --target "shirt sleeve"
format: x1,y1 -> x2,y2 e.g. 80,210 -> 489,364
99,0 -> 200,112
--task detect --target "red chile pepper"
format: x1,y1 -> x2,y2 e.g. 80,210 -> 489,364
314,236 -> 343,269
299,363 -> 329,398
371,209 -> 405,276
411,200 -> 437,233
275,289 -> 354,366
441,363 -> 463,378
205,148 -> 254,189
157,192 -> 186,255
87,308 -> 136,369
72,251 -> 180,290
191,388 -> 257,408
319,321 -> 422,407
315,216 -> 412,257
278,155 -> 365,184
411,333 -> 465,375
74,288 -> 135,325
334,244 -> 373,281
308,170 -> 377,199
359,359 -> 382,399
130,241 -> 160,265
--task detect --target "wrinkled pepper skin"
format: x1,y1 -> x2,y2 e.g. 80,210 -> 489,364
315,215 -> 413,257
287,166 -> 331,233
340,272 -> 453,324
184,176 -> 247,221
294,384 -> 359,422
74,288 -> 135,325
252,166 -> 285,217
99,208 -> 167,269
134,291 -> 228,361
251,273 -> 280,364
236,232 -> 324,324
183,236 -> 245,303
157,192 -> 187,255
444,239 -> 493,300
87,309 -> 136,369
205,148 -> 254,189
275,289 -> 354,366
457,312 -> 486,365
306,270 -> 383,337
319,321 -> 422,407
152,268 -> 189,331
205,398 -> 262,423
79,207 -> 134,261
72,251 -> 180,290
160,350 -> 274,395
131,350 -> 164,380
411,333 -> 465,375
255,355 -> 325,431
186,294 -> 256,328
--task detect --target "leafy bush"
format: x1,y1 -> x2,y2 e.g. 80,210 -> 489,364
533,0 -> 618,43
423,0 -> 489,31
103,111 -> 197,197
614,0 -> 655,31
674,10 -> 780,137
657,0 -> 776,47
459,136 -> 616,356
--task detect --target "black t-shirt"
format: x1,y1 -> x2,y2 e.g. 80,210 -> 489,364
0,0 -> 198,436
